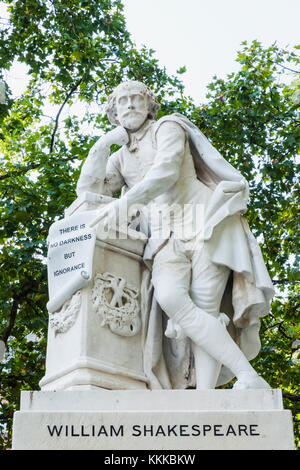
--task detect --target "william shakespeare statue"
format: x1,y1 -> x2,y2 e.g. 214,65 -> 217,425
76,80 -> 274,390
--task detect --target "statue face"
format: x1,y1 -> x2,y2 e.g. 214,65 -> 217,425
115,82 -> 149,132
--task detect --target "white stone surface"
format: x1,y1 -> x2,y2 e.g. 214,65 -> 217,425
20,389 -> 284,412
12,389 -> 295,450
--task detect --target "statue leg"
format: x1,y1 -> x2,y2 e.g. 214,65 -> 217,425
152,239 -> 270,390
191,344 -> 221,389
189,244 -> 230,389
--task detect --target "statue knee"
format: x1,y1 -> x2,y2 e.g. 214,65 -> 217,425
153,283 -> 188,317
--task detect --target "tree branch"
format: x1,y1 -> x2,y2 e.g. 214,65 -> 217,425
1,296 -> 19,345
272,279 -> 297,285
49,77 -> 84,154
1,274 -> 47,344
0,76 -> 83,181
267,313 -> 294,341
283,392 -> 300,402
274,62 -> 300,74
0,163 -> 40,181
0,153 -> 79,181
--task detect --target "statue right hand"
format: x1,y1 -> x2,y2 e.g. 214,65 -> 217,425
98,126 -> 129,148
88,127 -> 129,159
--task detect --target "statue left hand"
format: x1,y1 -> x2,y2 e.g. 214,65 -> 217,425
89,199 -> 127,230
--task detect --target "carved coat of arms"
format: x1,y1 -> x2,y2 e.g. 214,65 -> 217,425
92,272 -> 141,337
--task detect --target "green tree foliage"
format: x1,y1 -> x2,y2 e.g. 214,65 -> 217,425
0,1 -> 299,449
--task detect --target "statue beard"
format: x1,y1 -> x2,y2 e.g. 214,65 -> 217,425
119,111 -> 148,132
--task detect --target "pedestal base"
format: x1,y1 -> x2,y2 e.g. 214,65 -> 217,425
12,389 -> 295,450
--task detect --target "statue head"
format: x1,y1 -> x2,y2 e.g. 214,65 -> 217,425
105,81 -> 161,131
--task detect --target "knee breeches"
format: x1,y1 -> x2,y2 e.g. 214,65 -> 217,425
152,237 -> 230,319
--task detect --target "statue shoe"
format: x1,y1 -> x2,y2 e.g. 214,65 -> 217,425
233,371 -> 271,390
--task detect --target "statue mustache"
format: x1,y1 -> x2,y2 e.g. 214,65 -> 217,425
122,110 -> 144,117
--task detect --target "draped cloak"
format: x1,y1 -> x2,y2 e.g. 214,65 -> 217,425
139,113 -> 274,388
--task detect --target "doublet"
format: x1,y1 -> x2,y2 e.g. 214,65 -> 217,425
94,119 -> 212,257
77,118 -> 251,268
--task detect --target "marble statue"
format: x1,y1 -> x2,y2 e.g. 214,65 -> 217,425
76,80 -> 275,390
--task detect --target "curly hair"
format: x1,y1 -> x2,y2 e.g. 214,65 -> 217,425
105,81 -> 161,125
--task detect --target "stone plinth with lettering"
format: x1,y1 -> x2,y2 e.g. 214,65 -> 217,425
39,192 -> 148,391
12,389 -> 295,450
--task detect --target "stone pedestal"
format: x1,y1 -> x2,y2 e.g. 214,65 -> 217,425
12,389 -> 295,450
40,233 -> 148,391
39,192 -> 149,391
